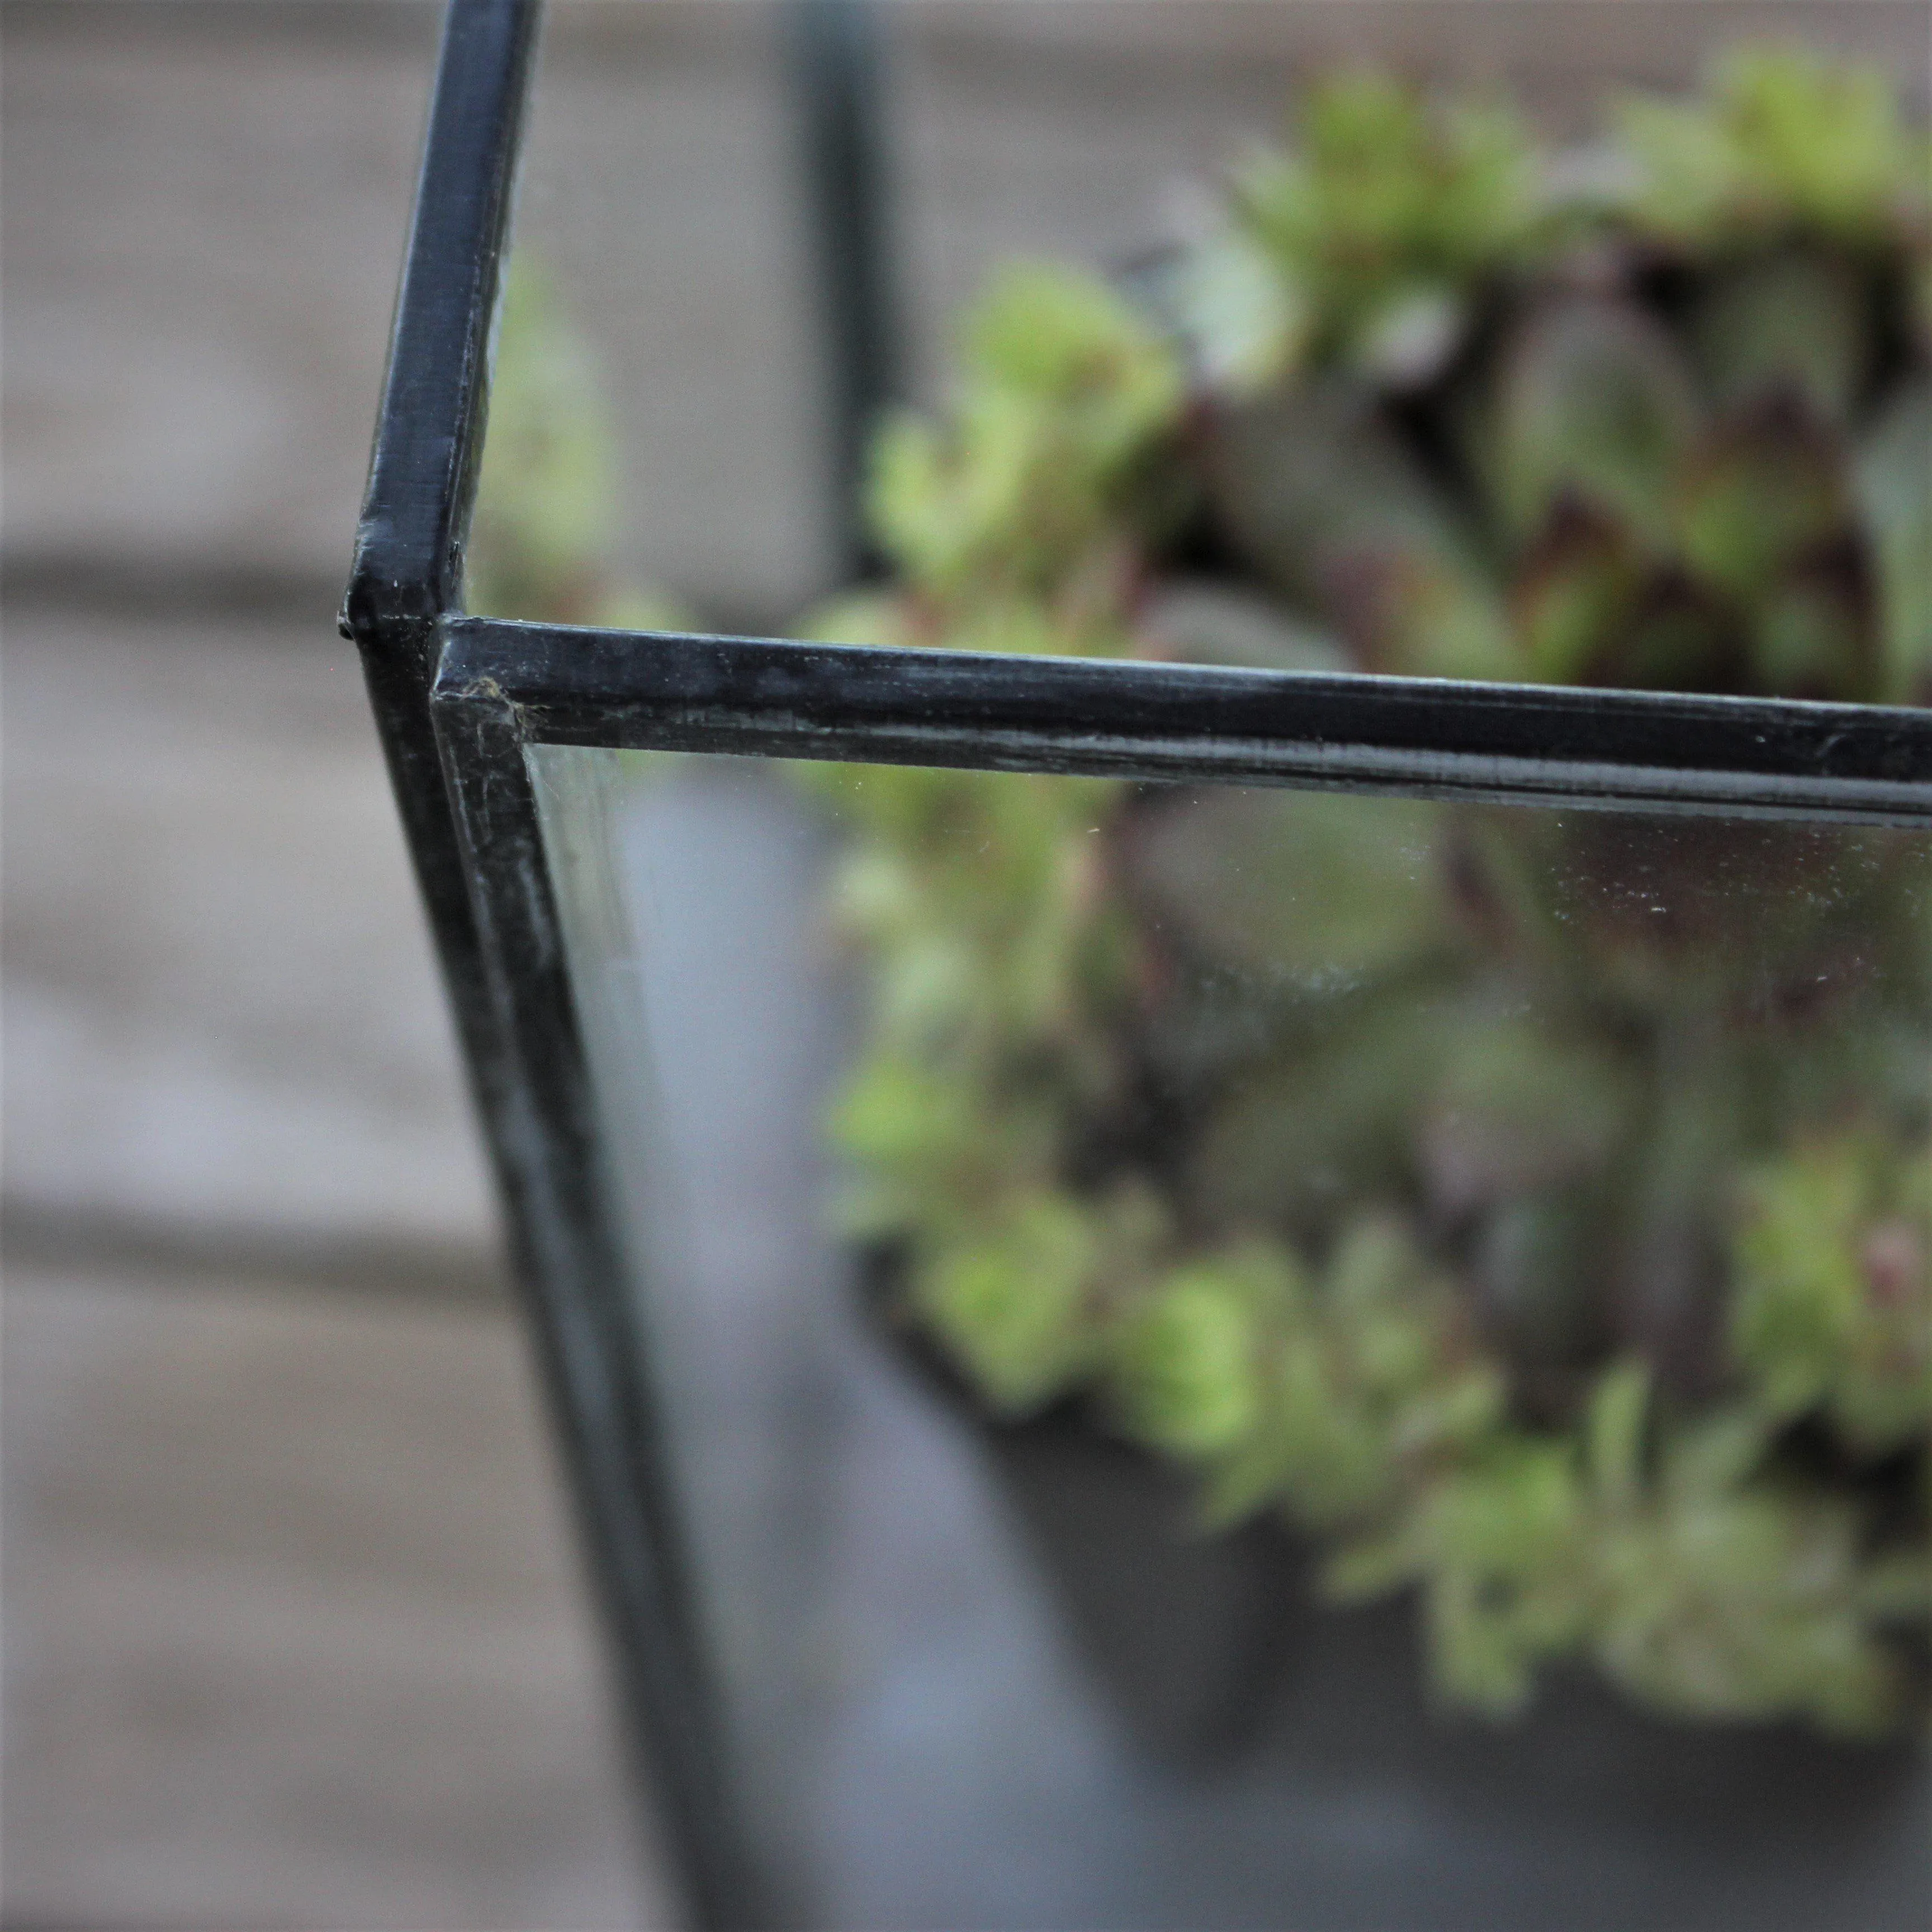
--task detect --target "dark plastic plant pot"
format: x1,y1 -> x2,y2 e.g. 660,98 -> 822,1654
855,1253 -> 1932,1931
858,1248 -> 1311,1764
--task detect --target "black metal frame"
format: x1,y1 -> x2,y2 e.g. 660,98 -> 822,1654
346,3 -> 1932,1924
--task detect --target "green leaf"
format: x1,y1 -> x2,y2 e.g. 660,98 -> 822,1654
1322,1530 -> 1415,1602
1749,562 -> 1876,703
1663,1410 -> 1772,1500
1136,580 -> 1348,674
1490,295 -> 1701,553
1407,1442 -> 1589,1715
1676,399 -> 1852,606
1129,786 -> 1450,985
1164,227 -> 1308,393
912,1192 -> 1105,1413
826,1048 -> 1054,1234
1205,380 -> 1519,679
795,588 -> 911,652
1853,377 -> 1932,704
1588,1479 -> 1905,1736
469,256 -> 684,627
866,264 -> 1182,598
1186,989 -> 1460,1234
1730,1130 -> 1932,1453
1618,45 -> 1932,250
1589,572 -> 1747,695
1348,283 -> 1467,390
1585,1361 -> 1651,1512
1509,499 -> 1646,684
1690,247 -> 1871,424
1418,1012 -> 1635,1211
1855,1551 -> 1932,1623
1233,72 -> 1540,375
1112,1251 -> 1284,1457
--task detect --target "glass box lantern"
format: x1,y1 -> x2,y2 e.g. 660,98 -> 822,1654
346,4 -> 1931,1928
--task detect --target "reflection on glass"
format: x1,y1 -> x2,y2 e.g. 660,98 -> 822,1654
534,746 -> 1928,1931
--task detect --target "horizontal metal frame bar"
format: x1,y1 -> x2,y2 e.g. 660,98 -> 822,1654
440,615 -> 1932,825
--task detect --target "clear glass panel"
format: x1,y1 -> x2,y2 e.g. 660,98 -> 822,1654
533,745 -> 1930,1932
491,3 -> 825,628
483,2 -> 1932,644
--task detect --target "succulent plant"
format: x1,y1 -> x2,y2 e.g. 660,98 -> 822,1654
812,48 -> 1931,1735
1731,1129 -> 1931,1453
468,257 -> 691,631
461,52 -> 1929,1744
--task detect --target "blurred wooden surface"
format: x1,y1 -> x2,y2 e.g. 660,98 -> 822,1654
8,2 -> 1920,630
2,607 -> 666,1929
3,4 -> 1924,1928
3,1266 -> 662,1931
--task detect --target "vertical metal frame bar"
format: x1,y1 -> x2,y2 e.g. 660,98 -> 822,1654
344,0 -> 538,1117
788,0 -> 900,581
343,3 -> 755,1923
428,680 -> 758,1928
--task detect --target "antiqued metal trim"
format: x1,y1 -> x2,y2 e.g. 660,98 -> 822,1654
438,616 -> 1932,825
428,667 -> 764,1929
344,0 -> 534,634
340,4 -> 757,1924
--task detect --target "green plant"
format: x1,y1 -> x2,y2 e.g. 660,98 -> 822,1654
810,48 -> 1931,1736
469,257 -> 690,631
